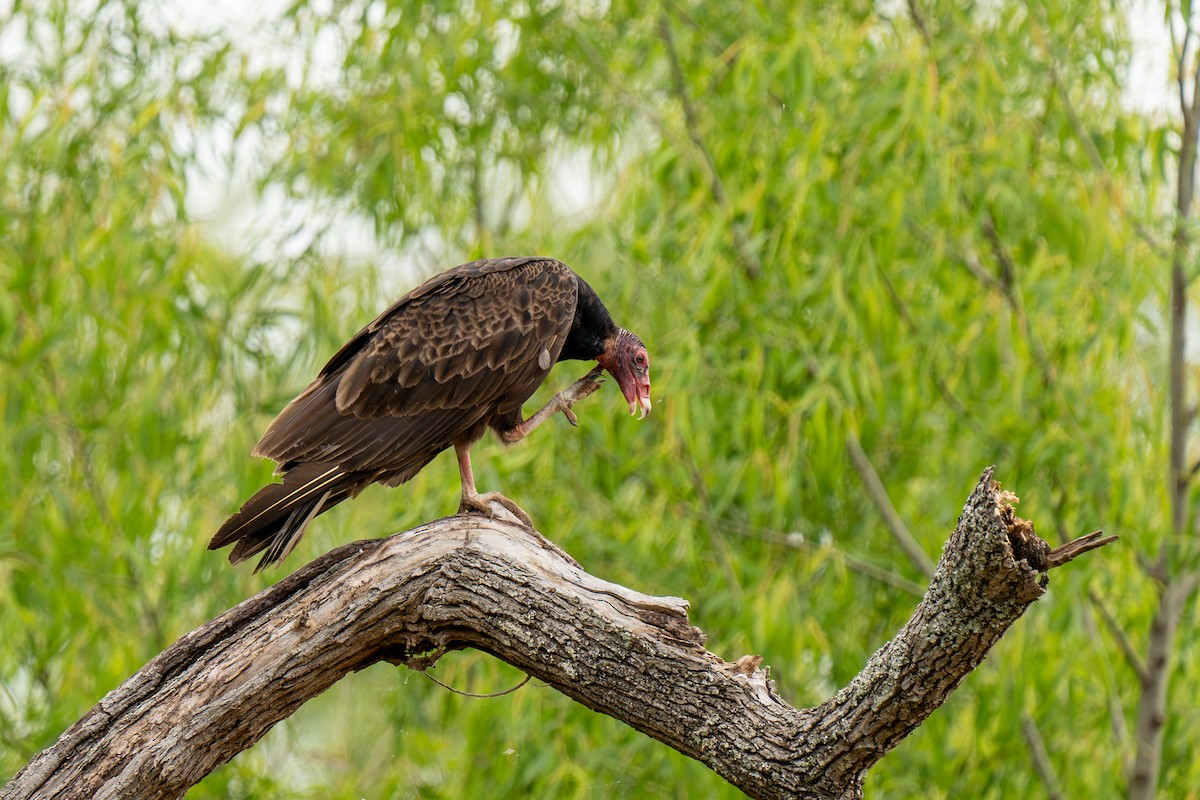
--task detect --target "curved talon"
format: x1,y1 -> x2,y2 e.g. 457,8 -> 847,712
499,367 -> 608,444
459,491 -> 534,528
553,374 -> 603,428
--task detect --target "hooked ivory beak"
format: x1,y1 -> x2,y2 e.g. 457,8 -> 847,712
629,389 -> 652,419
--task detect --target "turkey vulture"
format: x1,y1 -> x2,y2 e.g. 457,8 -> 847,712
210,256 -> 652,571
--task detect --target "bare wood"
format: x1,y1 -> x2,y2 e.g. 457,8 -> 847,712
1130,571 -> 1200,800
1088,587 -> 1149,683
846,433 -> 936,578
1,468 -> 1113,800
1021,714 -> 1064,800
905,0 -> 934,48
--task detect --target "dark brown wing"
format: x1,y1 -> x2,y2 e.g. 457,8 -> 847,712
252,257 -> 578,474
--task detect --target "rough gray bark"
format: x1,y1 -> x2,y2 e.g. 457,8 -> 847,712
1,468 -> 1113,800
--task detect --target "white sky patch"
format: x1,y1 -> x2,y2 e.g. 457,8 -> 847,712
545,146 -> 609,222
150,0 -> 419,290
1126,0 -> 1175,115
0,6 -> 26,66
152,0 -> 290,36
443,92 -> 473,126
492,17 -> 521,68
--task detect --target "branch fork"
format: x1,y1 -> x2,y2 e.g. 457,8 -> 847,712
1,468 -> 1114,800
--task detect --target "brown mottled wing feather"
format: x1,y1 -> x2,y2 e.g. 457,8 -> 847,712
252,257 -> 578,474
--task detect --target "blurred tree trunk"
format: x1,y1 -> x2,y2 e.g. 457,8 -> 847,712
1129,8 -> 1200,798
0,470 -> 1112,800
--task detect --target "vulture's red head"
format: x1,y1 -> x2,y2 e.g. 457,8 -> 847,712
597,329 -> 652,419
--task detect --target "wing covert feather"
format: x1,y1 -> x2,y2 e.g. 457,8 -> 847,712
254,257 -> 578,473
334,258 -> 576,417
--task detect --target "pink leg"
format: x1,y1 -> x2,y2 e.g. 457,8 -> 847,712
500,366 -> 605,444
455,443 -> 533,527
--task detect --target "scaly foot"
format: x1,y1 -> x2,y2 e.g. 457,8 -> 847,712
459,490 -> 534,528
499,366 -> 606,443
552,366 -> 606,427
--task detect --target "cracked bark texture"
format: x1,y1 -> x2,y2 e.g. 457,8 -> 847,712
1,467 -> 1113,800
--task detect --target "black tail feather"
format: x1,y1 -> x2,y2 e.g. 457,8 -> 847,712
210,464 -> 364,571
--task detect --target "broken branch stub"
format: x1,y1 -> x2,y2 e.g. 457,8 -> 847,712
0,468 -> 1113,800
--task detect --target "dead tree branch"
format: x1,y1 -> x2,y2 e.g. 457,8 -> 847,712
846,433 -> 936,579
1088,587 -> 1149,683
1,468 -> 1113,800
1021,713 -> 1065,800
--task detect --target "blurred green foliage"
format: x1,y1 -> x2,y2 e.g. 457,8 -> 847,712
2,0 -> 1195,797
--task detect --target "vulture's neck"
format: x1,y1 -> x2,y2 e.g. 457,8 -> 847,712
558,275 -> 618,362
